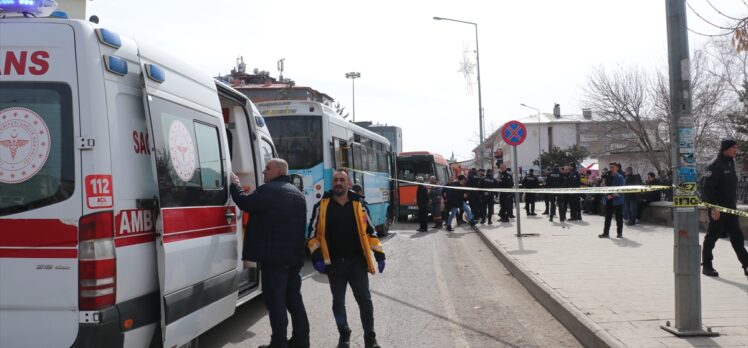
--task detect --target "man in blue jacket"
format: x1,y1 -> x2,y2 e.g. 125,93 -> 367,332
231,159 -> 309,348
599,162 -> 625,238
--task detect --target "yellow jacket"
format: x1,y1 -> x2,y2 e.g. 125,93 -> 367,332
307,191 -> 385,274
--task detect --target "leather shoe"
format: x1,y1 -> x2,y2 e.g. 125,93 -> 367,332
702,267 -> 719,277
598,233 -> 609,238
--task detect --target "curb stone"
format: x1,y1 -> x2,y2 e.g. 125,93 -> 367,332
473,225 -> 625,348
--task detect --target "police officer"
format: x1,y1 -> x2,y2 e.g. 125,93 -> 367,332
701,139 -> 748,277
498,163 -> 513,222
568,162 -> 582,221
479,169 -> 499,224
545,165 -> 562,222
467,168 -> 483,223
522,169 -> 539,216
557,166 -> 570,222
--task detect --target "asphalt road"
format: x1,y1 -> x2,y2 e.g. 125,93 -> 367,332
199,222 -> 581,348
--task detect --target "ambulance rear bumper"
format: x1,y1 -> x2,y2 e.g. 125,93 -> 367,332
71,291 -> 159,348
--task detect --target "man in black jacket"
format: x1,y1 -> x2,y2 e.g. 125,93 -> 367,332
416,176 -> 429,232
568,163 -> 582,221
231,159 -> 310,348
546,166 -> 562,222
498,164 -> 513,222
700,139 -> 748,277
479,169 -> 499,224
522,169 -> 539,216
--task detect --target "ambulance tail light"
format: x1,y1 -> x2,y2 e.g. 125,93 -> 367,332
78,211 -> 116,310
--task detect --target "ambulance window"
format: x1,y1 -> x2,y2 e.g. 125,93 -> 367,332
148,96 -> 227,207
194,122 -> 224,190
0,83 -> 74,216
260,138 -> 273,168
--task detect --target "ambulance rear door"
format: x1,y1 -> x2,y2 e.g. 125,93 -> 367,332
0,20 -> 81,348
137,44 -> 238,347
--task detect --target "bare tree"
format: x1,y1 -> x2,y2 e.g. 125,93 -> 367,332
583,66 -> 668,173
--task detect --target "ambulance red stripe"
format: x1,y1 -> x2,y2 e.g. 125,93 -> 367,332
0,219 -> 77,247
0,248 -> 77,258
162,225 -> 235,244
161,206 -> 235,235
114,233 -> 156,247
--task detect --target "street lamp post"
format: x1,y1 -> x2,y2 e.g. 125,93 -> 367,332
433,16 -> 484,165
520,103 -> 542,174
346,72 -> 361,122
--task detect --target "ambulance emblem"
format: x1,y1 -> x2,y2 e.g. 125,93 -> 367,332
0,107 -> 51,184
168,120 -> 196,182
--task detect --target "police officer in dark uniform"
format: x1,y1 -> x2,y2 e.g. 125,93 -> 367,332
467,168 -> 483,223
701,139 -> 748,277
522,169 -> 539,216
545,165 -> 562,222
558,166 -> 570,222
479,169 -> 499,224
498,163 -> 513,222
568,162 -> 582,221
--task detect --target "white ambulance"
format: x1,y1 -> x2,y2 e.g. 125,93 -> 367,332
0,2 -> 274,347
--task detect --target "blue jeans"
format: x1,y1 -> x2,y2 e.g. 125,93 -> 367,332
447,202 -> 473,226
261,261 -> 310,347
624,199 -> 638,224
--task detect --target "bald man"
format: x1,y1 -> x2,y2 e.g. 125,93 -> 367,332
231,158 -> 310,348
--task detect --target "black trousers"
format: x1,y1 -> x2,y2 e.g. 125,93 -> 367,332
499,194 -> 512,220
417,205 -> 429,230
262,262 -> 310,347
568,194 -> 580,219
558,195 -> 568,220
702,212 -> 748,268
603,200 -> 623,235
469,193 -> 482,220
525,193 -> 536,213
480,195 -> 495,221
327,258 -> 375,335
548,195 -> 557,217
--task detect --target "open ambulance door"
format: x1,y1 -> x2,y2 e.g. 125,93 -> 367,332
138,48 -> 239,347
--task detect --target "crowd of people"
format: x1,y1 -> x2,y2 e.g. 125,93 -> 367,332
414,161 -> 667,237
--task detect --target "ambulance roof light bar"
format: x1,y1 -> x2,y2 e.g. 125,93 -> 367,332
0,0 -> 58,18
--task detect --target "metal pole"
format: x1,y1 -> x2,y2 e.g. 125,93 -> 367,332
661,0 -> 716,337
513,146 -> 521,237
352,78 -> 356,122
537,111 -> 542,173
474,23 -> 484,145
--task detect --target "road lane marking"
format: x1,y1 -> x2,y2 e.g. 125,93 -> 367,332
433,236 -> 471,348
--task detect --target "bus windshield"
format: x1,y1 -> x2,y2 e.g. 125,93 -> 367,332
397,159 -> 433,183
264,116 -> 323,169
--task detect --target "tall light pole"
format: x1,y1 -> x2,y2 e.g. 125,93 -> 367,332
346,72 -> 361,122
521,103 -> 543,174
433,16 -> 484,165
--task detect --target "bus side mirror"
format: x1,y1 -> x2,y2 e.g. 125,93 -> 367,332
291,174 -> 304,191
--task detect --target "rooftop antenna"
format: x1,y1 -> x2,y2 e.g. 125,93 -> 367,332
277,58 -> 285,82
236,56 -> 246,74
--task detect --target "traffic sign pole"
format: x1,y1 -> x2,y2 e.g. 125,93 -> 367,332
501,120 -> 528,238
513,145 -> 521,237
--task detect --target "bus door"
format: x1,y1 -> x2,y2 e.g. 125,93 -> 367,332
138,54 -> 238,346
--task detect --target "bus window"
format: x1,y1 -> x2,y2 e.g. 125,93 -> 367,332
435,164 -> 450,185
264,116 -> 322,169
397,160 -> 432,182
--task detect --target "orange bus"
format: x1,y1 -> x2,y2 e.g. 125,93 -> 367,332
396,152 -> 451,221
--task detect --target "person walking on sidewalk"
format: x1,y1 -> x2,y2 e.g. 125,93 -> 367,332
545,165 -> 562,222
498,163 -> 513,222
700,139 -> 748,277
479,169 -> 499,224
568,163 -> 582,221
230,159 -> 310,348
599,163 -> 625,238
307,169 -> 385,348
522,169 -> 539,216
416,176 -> 429,232
443,175 -> 477,231
428,176 -> 443,229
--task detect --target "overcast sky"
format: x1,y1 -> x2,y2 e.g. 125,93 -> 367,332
87,0 -> 747,161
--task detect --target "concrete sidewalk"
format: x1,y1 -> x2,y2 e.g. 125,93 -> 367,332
474,204 -> 748,348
